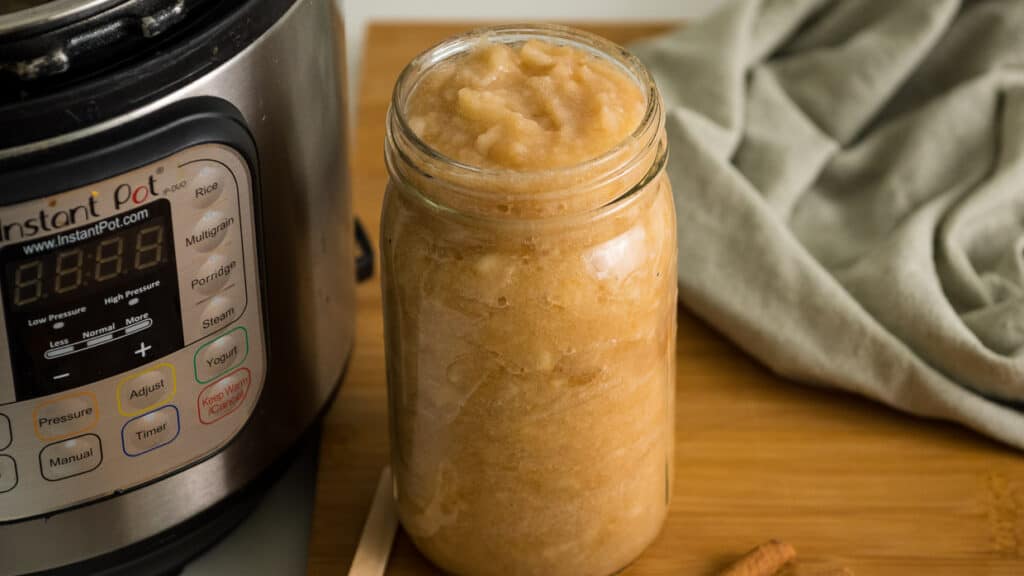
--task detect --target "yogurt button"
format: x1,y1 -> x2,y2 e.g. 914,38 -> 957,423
186,210 -> 234,252
0,455 -> 16,493
189,164 -> 227,209
194,327 -> 248,383
190,254 -> 239,296
40,434 -> 102,481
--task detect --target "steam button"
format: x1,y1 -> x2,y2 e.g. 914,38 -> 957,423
197,296 -> 240,338
0,455 -> 16,493
189,164 -> 227,209
186,210 -> 234,253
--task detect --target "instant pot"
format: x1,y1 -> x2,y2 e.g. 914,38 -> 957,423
0,1 -> 362,574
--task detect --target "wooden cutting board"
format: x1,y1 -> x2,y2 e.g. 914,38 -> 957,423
306,23 -> 1024,576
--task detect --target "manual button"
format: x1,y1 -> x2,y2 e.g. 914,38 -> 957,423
33,392 -> 99,441
186,210 -> 234,252
40,434 -> 102,481
195,326 -> 248,383
122,406 -> 180,457
0,455 -> 16,493
117,364 -> 176,416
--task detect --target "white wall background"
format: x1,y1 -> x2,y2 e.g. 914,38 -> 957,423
337,0 -> 723,102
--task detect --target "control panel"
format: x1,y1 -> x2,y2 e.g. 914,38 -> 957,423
0,143 -> 265,521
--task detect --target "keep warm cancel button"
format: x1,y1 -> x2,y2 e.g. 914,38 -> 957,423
198,368 -> 251,425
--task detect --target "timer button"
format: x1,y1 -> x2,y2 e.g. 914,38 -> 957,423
122,406 -> 180,457
39,434 -> 102,481
186,210 -> 234,253
0,414 -> 10,451
117,364 -> 176,417
191,254 -> 239,296
33,392 -> 99,441
0,455 -> 16,494
195,326 -> 248,384
189,164 -> 227,209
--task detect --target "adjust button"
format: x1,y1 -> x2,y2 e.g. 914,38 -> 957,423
0,455 -> 16,493
0,413 -> 10,451
40,434 -> 102,481
117,364 -> 176,416
194,326 -> 248,384
122,406 -> 180,457
197,295 -> 241,338
198,369 -> 252,425
186,210 -> 234,252
33,392 -> 99,441
189,164 -> 228,209
190,253 -> 239,297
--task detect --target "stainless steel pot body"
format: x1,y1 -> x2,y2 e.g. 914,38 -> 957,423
0,0 -> 353,572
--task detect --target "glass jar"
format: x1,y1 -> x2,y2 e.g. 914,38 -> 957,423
381,25 -> 676,576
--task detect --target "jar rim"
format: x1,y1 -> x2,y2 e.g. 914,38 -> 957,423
386,24 -> 665,215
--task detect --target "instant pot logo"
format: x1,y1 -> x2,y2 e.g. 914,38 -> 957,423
0,172 -> 163,243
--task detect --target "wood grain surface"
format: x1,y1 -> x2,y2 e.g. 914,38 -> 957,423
307,23 -> 1024,576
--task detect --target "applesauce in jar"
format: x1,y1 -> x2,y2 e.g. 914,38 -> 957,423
382,25 -> 676,576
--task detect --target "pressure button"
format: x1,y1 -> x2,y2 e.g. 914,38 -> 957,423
33,392 -> 99,441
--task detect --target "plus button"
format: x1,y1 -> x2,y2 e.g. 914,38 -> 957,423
134,341 -> 152,358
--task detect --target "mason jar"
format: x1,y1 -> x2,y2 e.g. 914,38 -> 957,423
381,25 -> 677,576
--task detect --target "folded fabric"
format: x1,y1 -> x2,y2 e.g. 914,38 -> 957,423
631,0 -> 1024,449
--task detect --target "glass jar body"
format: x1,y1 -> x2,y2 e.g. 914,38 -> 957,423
381,167 -> 677,575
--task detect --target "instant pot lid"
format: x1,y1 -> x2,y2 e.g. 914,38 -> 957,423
0,0 -> 127,38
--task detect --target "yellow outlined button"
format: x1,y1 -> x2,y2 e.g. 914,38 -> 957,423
117,363 -> 176,417
33,391 -> 99,442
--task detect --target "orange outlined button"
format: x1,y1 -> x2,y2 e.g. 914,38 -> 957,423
33,391 -> 99,442
117,363 -> 176,417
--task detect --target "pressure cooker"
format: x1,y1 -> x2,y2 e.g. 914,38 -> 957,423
0,1 -> 361,573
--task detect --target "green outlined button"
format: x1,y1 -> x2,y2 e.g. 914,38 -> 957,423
194,326 -> 248,384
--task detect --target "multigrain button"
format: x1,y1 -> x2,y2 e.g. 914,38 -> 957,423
198,295 -> 240,337
190,253 -> 239,296
189,164 -> 227,208
198,368 -> 252,424
117,364 -> 176,416
0,413 -> 10,451
122,406 -> 180,457
33,392 -> 99,441
40,434 -> 102,481
186,210 -> 234,252
0,455 -> 16,493
194,326 -> 248,383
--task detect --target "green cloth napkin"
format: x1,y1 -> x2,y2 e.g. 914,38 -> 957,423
631,0 -> 1024,449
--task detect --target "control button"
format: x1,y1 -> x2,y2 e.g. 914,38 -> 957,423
191,253 -> 239,296
33,392 -> 99,441
194,326 -> 248,384
0,455 -> 16,493
198,368 -> 252,425
189,164 -> 227,209
122,406 -> 180,457
117,364 -> 176,416
186,210 -> 234,252
39,434 -> 102,481
198,295 -> 241,338
0,414 -> 10,451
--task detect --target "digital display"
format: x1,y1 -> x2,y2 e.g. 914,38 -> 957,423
1,201 -> 184,400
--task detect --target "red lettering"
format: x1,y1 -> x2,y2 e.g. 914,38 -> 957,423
132,186 -> 149,204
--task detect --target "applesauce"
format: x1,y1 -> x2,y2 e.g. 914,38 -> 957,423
382,25 -> 676,576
